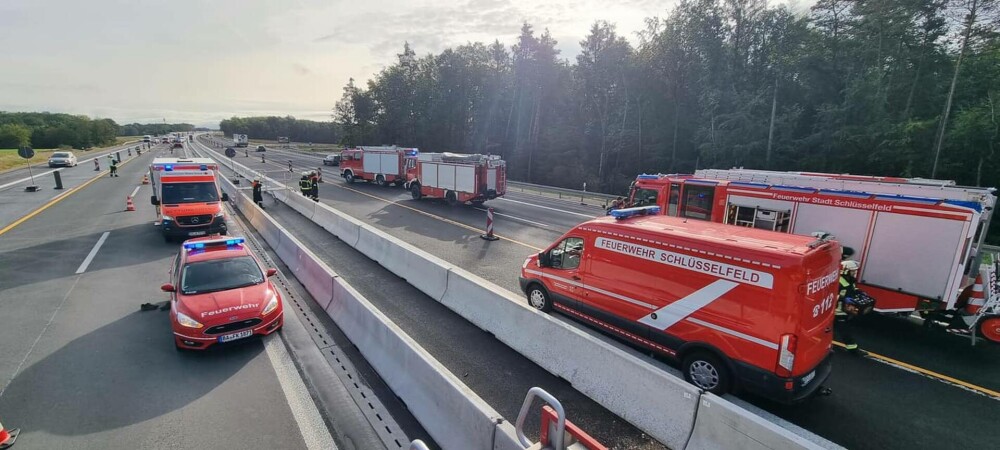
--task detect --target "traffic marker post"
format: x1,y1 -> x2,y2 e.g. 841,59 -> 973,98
126,195 -> 135,212
94,159 -> 100,171
53,170 -> 63,190
480,207 -> 499,241
0,419 -> 19,449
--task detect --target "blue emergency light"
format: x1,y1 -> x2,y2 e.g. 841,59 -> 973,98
164,164 -> 174,171
610,206 -> 660,220
200,165 -> 208,170
636,174 -> 660,180
406,150 -> 419,156
183,237 -> 245,251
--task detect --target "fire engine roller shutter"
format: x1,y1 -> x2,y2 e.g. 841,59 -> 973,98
424,162 -> 439,187
381,153 -> 399,175
362,153 -> 380,173
487,168 -> 497,191
863,212 -> 966,301
727,195 -> 793,212
439,164 -> 457,190
791,203 -> 872,262
456,165 -> 476,193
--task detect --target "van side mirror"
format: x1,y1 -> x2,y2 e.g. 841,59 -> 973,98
538,251 -> 551,268
266,268 -> 277,277
150,196 -> 160,206
221,193 -> 230,202
160,283 -> 175,292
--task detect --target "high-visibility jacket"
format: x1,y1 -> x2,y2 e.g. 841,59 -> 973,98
837,274 -> 858,316
299,178 -> 311,191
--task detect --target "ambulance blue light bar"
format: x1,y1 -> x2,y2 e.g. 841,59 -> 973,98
637,174 -> 660,180
183,237 -> 245,251
611,206 -> 660,220
164,164 -> 173,171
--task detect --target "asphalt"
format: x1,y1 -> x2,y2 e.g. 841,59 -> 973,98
198,135 -> 1000,450
0,143 -> 406,450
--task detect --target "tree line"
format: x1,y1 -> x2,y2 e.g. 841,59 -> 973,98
219,116 -> 339,144
333,0 -> 1000,196
119,122 -> 195,137
0,112 -> 118,149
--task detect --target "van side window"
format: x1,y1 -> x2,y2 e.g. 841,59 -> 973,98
632,189 -> 659,208
681,185 -> 715,220
550,237 -> 584,270
668,183 -> 680,216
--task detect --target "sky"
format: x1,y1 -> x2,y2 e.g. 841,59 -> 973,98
0,0 -> 802,128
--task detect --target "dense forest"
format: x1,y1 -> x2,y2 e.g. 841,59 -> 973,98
219,116 -> 339,144
0,112 -> 118,149
334,0 -> 1000,195
119,122 -> 195,136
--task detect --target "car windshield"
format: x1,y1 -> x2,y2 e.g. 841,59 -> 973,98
180,256 -> 263,295
161,182 -> 219,204
52,152 -> 70,158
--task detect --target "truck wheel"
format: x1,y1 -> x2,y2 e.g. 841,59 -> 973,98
446,191 -> 459,206
470,200 -> 485,207
410,184 -> 422,200
376,175 -> 387,187
526,284 -> 552,313
344,172 -> 355,184
682,352 -> 731,394
978,316 -> 1000,344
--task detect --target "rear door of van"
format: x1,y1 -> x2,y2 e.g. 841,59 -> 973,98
796,243 -> 840,375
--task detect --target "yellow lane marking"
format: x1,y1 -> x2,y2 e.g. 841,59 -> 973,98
832,341 -> 1000,399
0,154 -> 142,237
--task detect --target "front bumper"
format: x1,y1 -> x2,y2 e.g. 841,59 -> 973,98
173,312 -> 283,350
161,216 -> 227,238
735,351 -> 833,404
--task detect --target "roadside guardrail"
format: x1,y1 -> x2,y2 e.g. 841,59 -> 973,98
199,140 -> 840,450
506,180 -> 619,208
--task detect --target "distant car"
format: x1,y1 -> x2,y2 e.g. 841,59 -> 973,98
322,154 -> 341,166
48,151 -> 78,167
256,145 -> 266,152
161,237 -> 284,351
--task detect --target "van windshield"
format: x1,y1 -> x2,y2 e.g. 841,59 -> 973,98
162,182 -> 219,204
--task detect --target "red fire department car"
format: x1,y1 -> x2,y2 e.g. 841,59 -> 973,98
404,152 -> 506,205
161,237 -> 284,350
519,206 -> 841,403
340,146 -> 417,186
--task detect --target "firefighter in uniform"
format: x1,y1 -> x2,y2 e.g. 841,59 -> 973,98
109,159 -> 119,177
309,171 -> 319,201
299,172 -> 312,197
252,179 -> 264,208
836,259 -> 862,354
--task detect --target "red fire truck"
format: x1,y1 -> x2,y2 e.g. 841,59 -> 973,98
625,169 -> 999,342
404,152 -> 506,205
339,146 -> 417,186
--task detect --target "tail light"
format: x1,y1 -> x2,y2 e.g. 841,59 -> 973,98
776,333 -> 797,378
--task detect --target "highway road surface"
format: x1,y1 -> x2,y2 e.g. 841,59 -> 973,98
198,135 -> 1000,450
0,144 -> 424,449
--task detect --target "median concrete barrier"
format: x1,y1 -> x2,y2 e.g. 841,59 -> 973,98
326,280 -> 502,450
685,393 -> 829,450
440,267 -> 700,449
294,248 -> 338,310
311,204 -> 361,247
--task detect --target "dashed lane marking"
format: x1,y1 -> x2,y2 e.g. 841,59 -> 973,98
75,231 -> 110,274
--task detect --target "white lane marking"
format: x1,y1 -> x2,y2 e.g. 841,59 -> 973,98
473,207 -> 550,228
496,197 -> 599,218
0,276 -> 81,398
75,232 -> 110,274
129,185 -> 141,198
264,324 -> 339,450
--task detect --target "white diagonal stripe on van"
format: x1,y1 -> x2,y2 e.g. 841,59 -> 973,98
638,280 -> 739,330
685,317 -> 780,350
523,269 -> 656,309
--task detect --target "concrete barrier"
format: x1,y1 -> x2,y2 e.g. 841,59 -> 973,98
493,422 -> 524,450
440,268 -> 700,449
311,204 -> 361,247
294,248 -> 338,310
685,393 -> 829,450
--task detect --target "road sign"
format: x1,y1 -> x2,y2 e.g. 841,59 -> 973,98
225,147 -> 237,158
17,146 -> 34,159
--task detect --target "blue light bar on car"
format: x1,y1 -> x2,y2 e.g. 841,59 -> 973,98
611,206 -> 661,220
183,237 -> 245,251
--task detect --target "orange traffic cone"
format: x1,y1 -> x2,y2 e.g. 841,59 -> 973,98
0,419 -> 19,449
142,174 -> 149,185
966,273 -> 986,315
126,195 -> 136,212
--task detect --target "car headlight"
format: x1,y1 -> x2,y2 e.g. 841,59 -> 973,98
262,291 -> 280,316
161,215 -> 174,222
176,311 -> 203,328
215,210 -> 225,218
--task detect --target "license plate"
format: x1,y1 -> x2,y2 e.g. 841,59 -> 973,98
188,231 -> 207,236
218,329 -> 253,343
801,370 -> 816,387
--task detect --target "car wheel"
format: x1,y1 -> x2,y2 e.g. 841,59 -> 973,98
376,175 -> 386,187
682,352 -> 732,394
410,184 -> 422,200
526,284 -> 552,312
345,172 -> 355,183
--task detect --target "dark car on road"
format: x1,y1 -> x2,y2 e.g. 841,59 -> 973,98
322,154 -> 341,166
256,145 -> 266,152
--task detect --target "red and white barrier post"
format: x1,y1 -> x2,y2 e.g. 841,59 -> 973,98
0,418 -> 20,449
480,207 -> 499,241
